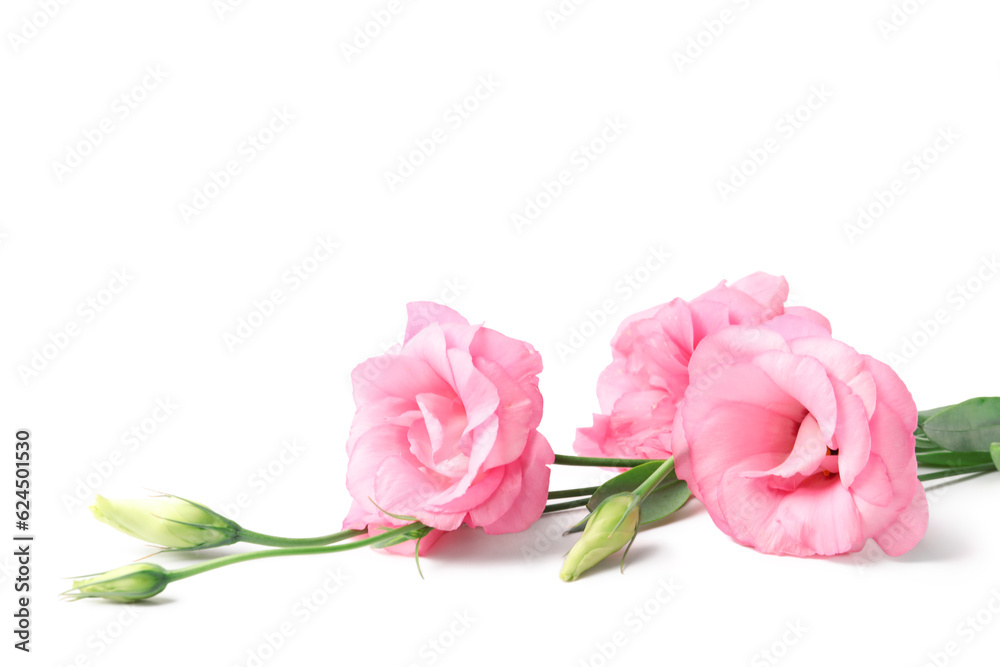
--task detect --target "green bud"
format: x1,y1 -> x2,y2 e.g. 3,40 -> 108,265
991,443 -> 1000,471
63,563 -> 170,602
560,493 -> 641,582
90,494 -> 238,550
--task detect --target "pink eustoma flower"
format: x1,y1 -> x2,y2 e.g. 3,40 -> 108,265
672,315 -> 928,557
343,302 -> 554,554
574,272 -> 830,461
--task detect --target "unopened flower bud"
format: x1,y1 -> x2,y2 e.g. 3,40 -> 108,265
560,493 -> 641,582
64,563 -> 170,602
90,494 -> 238,550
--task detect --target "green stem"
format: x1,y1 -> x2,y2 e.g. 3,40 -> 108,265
237,528 -> 366,548
168,524 -> 418,583
553,454 -> 661,468
918,463 -> 997,482
547,486 -> 599,500
542,498 -> 590,513
631,457 -> 675,504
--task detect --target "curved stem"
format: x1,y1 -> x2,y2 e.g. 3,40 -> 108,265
237,528 -> 366,548
553,454 -> 661,468
547,486 -> 599,500
632,458 -> 675,503
918,463 -> 997,482
168,523 -> 419,583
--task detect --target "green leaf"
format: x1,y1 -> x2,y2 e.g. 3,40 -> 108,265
913,435 -> 943,453
585,460 -> 689,526
916,450 -> 995,468
639,481 -> 691,524
586,461 -> 675,511
917,405 -> 951,428
922,397 -> 1000,452
991,443 -> 1000,472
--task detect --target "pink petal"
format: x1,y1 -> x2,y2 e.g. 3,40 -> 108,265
404,302 -> 469,344
783,306 -> 832,334
829,377 -> 872,487
402,323 -> 455,387
718,466 -> 865,556
765,314 -> 834,341
573,414 -> 611,458
345,424 -> 418,511
771,475 -> 865,555
849,453 -> 892,507
685,326 -> 789,386
372,457 -> 465,531
469,327 -> 542,387
448,349 -> 499,435
481,431 -> 553,534
752,350 -> 838,441
744,414 -> 828,479
695,273 -> 788,324
674,399 -> 800,521
428,465 -> 505,514
466,463 -> 522,528
873,485 -> 928,556
351,353 -> 453,405
596,358 -> 648,415
472,356 -> 539,469
416,392 -> 468,465
731,272 -> 789,315
863,356 -> 918,432
788,337 -> 875,417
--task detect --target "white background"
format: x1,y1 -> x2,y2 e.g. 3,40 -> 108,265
3,1 -> 1000,666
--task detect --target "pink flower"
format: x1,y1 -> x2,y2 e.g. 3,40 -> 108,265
672,315 -> 927,557
574,272 -> 830,461
343,302 -> 554,555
